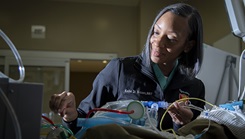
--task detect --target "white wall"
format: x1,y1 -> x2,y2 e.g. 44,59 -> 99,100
197,44 -> 240,105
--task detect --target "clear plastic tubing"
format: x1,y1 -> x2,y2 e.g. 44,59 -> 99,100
0,29 -> 25,82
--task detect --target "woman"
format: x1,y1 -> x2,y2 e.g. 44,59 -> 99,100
49,3 -> 205,134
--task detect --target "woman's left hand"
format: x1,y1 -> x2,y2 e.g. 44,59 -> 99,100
167,101 -> 193,125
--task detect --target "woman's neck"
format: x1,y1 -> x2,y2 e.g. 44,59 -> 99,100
158,61 -> 177,76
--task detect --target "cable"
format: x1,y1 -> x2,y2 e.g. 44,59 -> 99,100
238,49 -> 245,100
41,115 -> 56,127
0,87 -> 22,139
0,29 -> 25,83
86,108 -> 134,118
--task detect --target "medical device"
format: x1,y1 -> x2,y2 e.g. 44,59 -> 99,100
225,0 -> 245,101
225,0 -> 245,42
74,100 -> 170,139
0,29 -> 43,139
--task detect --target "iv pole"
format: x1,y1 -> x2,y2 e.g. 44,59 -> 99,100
214,55 -> 238,104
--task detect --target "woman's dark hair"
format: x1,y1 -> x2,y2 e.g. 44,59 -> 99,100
143,3 -> 203,78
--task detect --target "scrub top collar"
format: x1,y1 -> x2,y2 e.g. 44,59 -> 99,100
153,61 -> 179,91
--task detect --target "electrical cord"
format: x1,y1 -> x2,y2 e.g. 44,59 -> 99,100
0,87 -> 22,139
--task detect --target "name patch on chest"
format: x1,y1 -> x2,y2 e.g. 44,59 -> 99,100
124,89 -> 153,95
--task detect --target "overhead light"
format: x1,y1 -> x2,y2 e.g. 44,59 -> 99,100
102,60 -> 107,64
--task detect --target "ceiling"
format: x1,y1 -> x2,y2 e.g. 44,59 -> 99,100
52,0 -> 140,6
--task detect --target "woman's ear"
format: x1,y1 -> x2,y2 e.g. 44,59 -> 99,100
184,40 -> 196,53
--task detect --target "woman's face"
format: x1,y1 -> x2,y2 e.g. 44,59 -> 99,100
150,11 -> 192,65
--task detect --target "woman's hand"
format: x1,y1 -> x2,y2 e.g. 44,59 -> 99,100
49,91 -> 78,122
167,101 -> 193,125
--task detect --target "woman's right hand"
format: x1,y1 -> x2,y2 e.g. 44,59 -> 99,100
49,91 -> 78,122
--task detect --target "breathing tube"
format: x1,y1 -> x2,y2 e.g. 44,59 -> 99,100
0,29 -> 25,82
